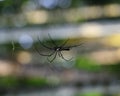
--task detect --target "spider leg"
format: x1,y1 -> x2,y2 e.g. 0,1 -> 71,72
66,42 -> 84,48
59,51 -> 73,61
34,46 -> 55,56
38,37 -> 53,50
48,33 -> 58,47
47,51 -> 57,62
58,51 -> 62,57
60,39 -> 69,47
39,51 -> 55,56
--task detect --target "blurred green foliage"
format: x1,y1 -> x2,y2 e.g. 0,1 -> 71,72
75,56 -> 101,72
75,91 -> 103,96
75,56 -> 120,77
0,76 -> 18,87
103,63 -> 120,78
21,77 -> 48,88
0,43 -> 24,60
0,0 -> 27,14
0,76 -> 51,88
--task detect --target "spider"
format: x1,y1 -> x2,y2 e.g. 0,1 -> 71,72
34,34 -> 83,62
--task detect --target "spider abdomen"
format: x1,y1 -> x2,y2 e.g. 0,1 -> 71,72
54,47 -> 70,51
61,47 -> 70,51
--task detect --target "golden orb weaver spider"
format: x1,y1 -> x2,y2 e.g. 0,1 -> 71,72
34,34 -> 83,62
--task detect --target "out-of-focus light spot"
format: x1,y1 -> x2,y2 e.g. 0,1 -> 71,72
115,49 -> 120,61
64,9 -> 80,22
19,34 -> 33,49
80,23 -> 102,38
64,6 -> 102,22
26,10 -> 48,24
104,33 -> 120,47
58,0 -> 71,8
81,6 -> 103,19
104,4 -> 120,17
89,50 -> 117,65
17,51 -> 32,64
0,60 -> 15,76
40,0 -> 57,9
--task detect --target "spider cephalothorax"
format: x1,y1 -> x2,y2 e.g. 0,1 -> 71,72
34,34 -> 83,62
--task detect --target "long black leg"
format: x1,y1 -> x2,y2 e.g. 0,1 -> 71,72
59,51 -> 73,61
48,33 -> 58,47
47,52 -> 57,62
38,37 -> 53,50
34,46 -> 55,56
58,51 -> 61,57
60,39 -> 69,47
39,51 -> 55,56
65,42 -> 84,49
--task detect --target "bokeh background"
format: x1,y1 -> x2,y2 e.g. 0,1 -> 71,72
0,0 -> 120,96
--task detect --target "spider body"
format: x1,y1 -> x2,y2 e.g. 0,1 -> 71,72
34,34 -> 83,62
53,47 -> 70,51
